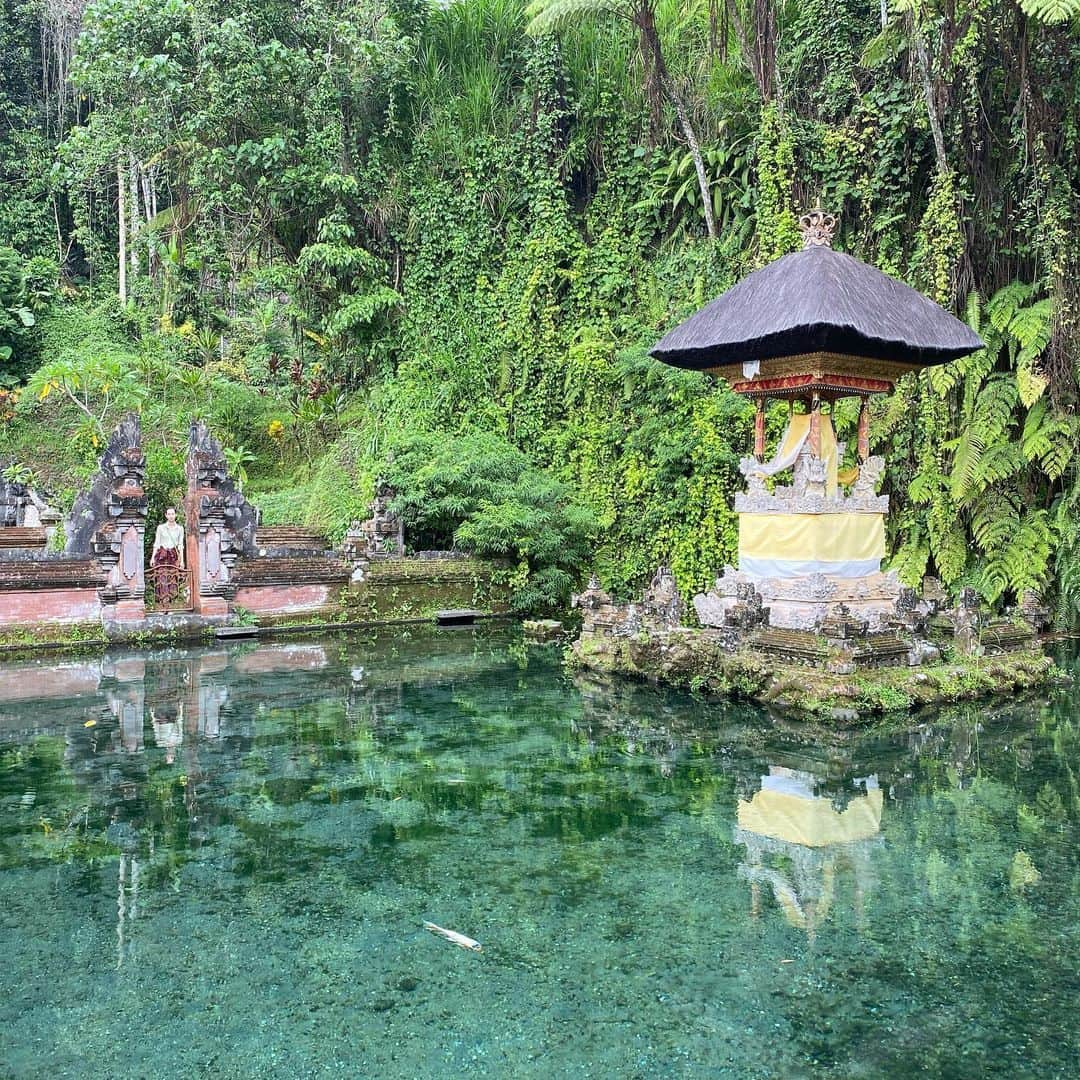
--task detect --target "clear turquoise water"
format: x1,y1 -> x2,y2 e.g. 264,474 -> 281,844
1,627 -> 1077,1078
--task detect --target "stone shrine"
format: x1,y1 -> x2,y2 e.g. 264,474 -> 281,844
569,212 -> 1052,714
650,210 -> 984,633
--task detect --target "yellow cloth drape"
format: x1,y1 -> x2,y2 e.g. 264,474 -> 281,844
738,787 -> 883,848
776,410 -> 810,464
762,410 -> 840,495
739,513 -> 885,564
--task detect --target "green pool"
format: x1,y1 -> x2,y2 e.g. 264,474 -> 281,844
1,627 -> 1077,1077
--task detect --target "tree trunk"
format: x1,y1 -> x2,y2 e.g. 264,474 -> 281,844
911,19 -> 948,172
637,6 -> 717,239
117,158 -> 127,304
128,154 -> 140,278
667,78 -> 718,239
753,0 -> 778,104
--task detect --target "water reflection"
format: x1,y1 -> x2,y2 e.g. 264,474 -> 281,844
736,766 -> 881,938
0,632 -> 1076,1077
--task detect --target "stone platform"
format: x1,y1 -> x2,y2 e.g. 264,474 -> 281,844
569,626 -> 1054,719
569,568 -> 1056,719
695,566 -> 904,633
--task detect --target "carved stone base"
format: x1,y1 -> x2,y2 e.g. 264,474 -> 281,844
695,565 -> 903,633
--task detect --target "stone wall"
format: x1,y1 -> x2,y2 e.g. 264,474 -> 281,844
0,420 -> 515,640
343,556 -> 511,622
0,559 -> 103,626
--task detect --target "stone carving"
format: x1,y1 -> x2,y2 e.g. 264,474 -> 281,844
952,587 -> 982,656
799,209 -> 837,248
1017,589 -> 1051,633
184,420 -> 258,615
0,478 -> 61,535
694,568 -> 743,628
726,581 -> 768,631
66,415 -> 146,556
738,458 -> 768,498
65,414 -> 149,620
641,564 -> 682,630
735,445 -> 889,514
891,586 -> 931,635
852,456 -> 885,499
697,564 -> 903,632
575,568 -> 684,638
693,569 -> 771,632
734,488 -> 889,515
782,572 -> 836,602
573,574 -> 617,634
800,451 -> 828,498
819,603 -> 868,642
922,576 -> 947,607
345,482 -> 404,561
907,640 -> 941,667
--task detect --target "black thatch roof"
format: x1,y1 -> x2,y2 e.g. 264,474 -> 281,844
650,245 -> 984,370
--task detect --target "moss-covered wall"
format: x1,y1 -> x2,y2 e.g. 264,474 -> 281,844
341,557 -> 512,623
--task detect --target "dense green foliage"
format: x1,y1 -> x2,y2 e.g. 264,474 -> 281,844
382,430 -> 596,611
0,0 -> 1078,614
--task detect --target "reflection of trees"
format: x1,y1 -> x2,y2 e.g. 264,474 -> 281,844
1,627 -> 1078,1066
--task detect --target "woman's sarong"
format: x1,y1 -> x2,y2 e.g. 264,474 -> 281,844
153,547 -> 181,604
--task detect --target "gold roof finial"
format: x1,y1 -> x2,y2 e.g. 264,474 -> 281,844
799,210 -> 837,249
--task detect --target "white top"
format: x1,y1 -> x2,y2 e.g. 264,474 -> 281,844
154,522 -> 184,551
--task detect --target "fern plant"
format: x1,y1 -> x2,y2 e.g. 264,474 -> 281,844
1016,0 -> 1080,23
896,281 -> 1075,605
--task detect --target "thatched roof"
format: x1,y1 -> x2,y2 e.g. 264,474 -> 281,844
650,245 -> 984,370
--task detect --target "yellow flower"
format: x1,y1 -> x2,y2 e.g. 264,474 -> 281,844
268,419 -> 285,440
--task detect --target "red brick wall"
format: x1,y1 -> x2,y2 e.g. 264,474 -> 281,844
0,588 -> 101,626
233,583 -> 331,616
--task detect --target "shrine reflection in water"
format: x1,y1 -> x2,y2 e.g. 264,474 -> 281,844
0,627 -> 1077,1078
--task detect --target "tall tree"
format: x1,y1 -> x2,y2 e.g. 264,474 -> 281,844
525,0 -> 718,239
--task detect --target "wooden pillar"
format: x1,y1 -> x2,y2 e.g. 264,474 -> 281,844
754,397 -> 766,461
857,396 -> 871,461
809,393 -> 821,457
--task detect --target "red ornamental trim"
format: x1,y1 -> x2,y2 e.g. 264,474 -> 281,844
729,373 -> 895,397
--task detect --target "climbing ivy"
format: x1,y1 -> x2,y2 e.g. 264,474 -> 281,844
0,0 -> 1077,618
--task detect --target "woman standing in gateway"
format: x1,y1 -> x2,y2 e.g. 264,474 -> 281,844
150,506 -> 185,604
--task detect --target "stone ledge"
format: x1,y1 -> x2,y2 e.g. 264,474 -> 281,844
0,559 -> 104,590
232,556 -> 352,586
360,557 -> 504,583
568,627 -> 1057,719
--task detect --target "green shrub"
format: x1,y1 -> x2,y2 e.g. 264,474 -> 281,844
253,486 -> 310,527
301,442 -> 375,542
383,430 -> 597,613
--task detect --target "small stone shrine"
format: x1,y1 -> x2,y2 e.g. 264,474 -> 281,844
570,212 -> 1053,714
343,482 -> 404,562
652,210 -> 984,632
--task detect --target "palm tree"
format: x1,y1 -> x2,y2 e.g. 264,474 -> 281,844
525,0 -> 718,239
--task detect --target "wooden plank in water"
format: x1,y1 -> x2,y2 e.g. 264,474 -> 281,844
216,625 -> 260,639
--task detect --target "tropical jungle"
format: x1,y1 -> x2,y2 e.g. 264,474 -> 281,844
1,0 -> 1079,616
